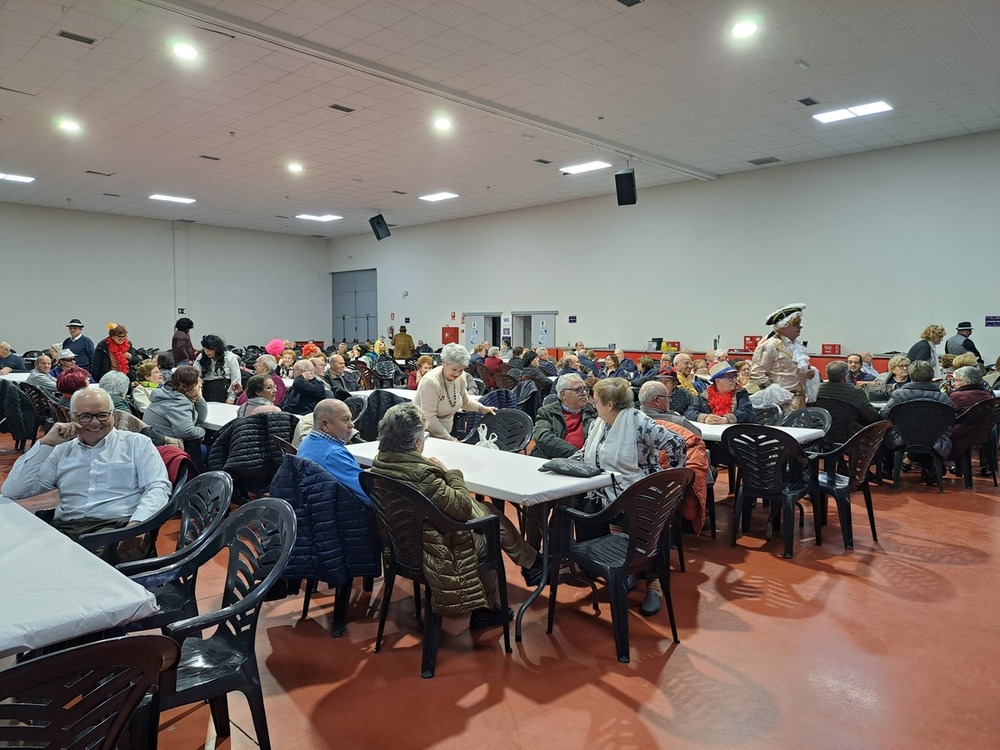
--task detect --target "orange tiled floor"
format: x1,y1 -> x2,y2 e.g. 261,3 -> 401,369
4,439 -> 999,749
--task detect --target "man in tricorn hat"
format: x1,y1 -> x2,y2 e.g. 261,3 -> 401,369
747,303 -> 817,411
945,322 -> 982,365
62,318 -> 95,372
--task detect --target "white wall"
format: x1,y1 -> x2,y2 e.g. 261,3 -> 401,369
329,131 -> 1000,359
0,204 -> 331,353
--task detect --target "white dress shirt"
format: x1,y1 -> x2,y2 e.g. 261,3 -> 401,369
1,429 -> 171,524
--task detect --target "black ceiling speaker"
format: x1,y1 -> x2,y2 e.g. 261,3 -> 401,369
369,213 -> 391,240
615,169 -> 636,205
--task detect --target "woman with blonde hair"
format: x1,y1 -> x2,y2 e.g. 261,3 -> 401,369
907,324 -> 946,376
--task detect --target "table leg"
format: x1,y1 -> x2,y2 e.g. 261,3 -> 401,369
515,501 -> 551,642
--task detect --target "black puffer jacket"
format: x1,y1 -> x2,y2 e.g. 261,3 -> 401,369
356,389 -> 410,442
0,380 -> 36,441
269,454 -> 381,586
207,412 -> 297,499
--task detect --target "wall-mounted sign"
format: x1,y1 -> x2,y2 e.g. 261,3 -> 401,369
568,315 -> 577,323
985,316 -> 1000,328
821,343 -> 842,355
743,335 -> 763,351
450,312 -> 456,320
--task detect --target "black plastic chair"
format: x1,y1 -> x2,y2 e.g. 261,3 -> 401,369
952,397 -> 1000,488
271,434 -> 297,455
813,397 -> 864,449
0,635 -> 179,750
512,379 -> 540,421
118,471 -> 234,632
344,394 -> 367,421
546,469 -> 694,663
753,405 -> 781,425
358,472 -> 511,679
493,372 -> 519,391
722,424 -> 820,559
130,498 -> 296,750
18,380 -> 55,436
461,408 -> 534,452
886,401 -> 955,492
806,421 -> 892,550
474,362 -> 497,390
373,358 -> 406,388
781,406 -> 832,432
74,489 -> 186,566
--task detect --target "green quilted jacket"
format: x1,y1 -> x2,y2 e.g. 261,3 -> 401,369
370,450 -> 488,615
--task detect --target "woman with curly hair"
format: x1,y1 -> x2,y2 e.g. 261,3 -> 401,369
907,324 -> 945,376
171,317 -> 196,365
193,334 -> 243,403
91,323 -> 140,382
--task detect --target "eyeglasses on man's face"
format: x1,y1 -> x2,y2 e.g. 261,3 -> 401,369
75,412 -> 112,423
562,386 -> 589,395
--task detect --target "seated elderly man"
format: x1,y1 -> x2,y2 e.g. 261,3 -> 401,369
879,360 -> 952,481
324,353 -> 361,396
297,399 -> 370,506
846,353 -> 876,385
283,359 -> 327,415
2,388 -> 171,555
50,349 -> 79,380
817,361 -> 882,433
0,341 -> 27,375
638,381 -> 701,434
535,347 -> 557,376
556,353 -> 583,377
671,352 -> 706,396
656,364 -> 694,416
26,352 -> 59,397
235,353 -> 287,407
860,351 -> 879,380
614,349 -> 637,375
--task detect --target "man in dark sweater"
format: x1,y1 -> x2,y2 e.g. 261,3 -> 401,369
817,361 -> 882,426
62,318 -> 95,372
0,341 -> 27,374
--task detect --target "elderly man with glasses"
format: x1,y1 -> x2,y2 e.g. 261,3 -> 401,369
2,388 -> 170,555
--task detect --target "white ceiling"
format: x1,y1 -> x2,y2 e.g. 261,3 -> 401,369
1,0 -> 998,238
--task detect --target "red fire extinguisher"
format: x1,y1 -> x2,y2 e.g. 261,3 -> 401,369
387,325 -> 394,339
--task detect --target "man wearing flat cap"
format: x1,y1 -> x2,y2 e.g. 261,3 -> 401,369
945,322 -> 982,365
62,318 -> 95,372
747,303 -> 818,411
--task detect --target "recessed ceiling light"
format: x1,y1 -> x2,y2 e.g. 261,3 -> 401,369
149,194 -> 196,204
58,119 -> 82,133
731,20 -> 758,38
812,109 -> 855,124
295,214 -> 342,221
419,192 -> 459,202
0,173 -> 35,183
433,117 -> 453,131
812,101 -> 893,124
288,162 -> 304,173
849,100 -> 893,116
172,42 -> 198,61
559,160 -> 612,175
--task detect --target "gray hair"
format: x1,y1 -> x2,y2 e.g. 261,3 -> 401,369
256,354 -> 277,372
487,346 -> 500,357
440,343 -> 471,367
954,365 -> 983,385
908,360 -> 934,382
292,359 -> 312,375
70,386 -> 113,415
98,370 -> 130,396
555,373 -> 584,397
638,380 -> 668,404
377,403 -> 427,452
826,361 -> 849,383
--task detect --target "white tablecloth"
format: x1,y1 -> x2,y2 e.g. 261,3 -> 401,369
0,372 -> 29,383
348,437 -> 610,506
696,424 -> 825,444
0,497 -> 159,657
203,401 -> 241,430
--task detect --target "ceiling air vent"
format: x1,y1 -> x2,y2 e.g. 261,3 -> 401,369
85,170 -> 115,176
328,104 -> 355,113
199,154 -> 221,161
102,193 -> 121,197
748,156 -> 782,166
391,190 -> 407,195
797,97 -> 819,106
57,30 -> 97,45
535,159 -> 552,164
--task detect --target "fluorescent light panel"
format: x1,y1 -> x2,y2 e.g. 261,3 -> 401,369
559,160 -> 612,175
0,173 -> 35,183
418,192 -> 458,202
149,194 -> 196,204
295,213 -> 341,221
814,100 -> 892,123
